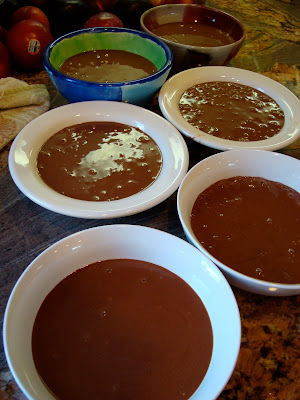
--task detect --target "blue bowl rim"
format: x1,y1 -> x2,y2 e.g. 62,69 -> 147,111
43,27 -> 173,87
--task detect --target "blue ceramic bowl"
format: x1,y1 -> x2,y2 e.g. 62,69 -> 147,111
43,27 -> 173,106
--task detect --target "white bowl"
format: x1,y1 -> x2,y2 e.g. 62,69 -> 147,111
4,224 -> 241,400
177,149 -> 300,296
9,101 -> 188,219
159,66 -> 300,151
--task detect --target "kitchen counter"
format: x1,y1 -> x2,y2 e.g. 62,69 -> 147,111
0,0 -> 299,399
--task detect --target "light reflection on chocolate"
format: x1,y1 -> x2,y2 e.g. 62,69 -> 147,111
58,49 -> 158,83
37,121 -> 162,201
179,81 -> 285,141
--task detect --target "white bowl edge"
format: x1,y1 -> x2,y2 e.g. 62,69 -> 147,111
177,149 -> 300,296
3,224 -> 241,400
9,101 -> 189,219
159,66 -> 300,151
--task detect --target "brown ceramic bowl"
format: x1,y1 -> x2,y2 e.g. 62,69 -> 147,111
140,4 -> 245,73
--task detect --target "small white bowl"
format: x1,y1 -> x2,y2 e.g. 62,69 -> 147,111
9,100 -> 188,219
177,149 -> 300,296
4,224 -> 241,400
159,66 -> 300,151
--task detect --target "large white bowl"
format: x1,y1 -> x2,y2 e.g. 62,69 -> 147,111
177,149 -> 300,296
159,66 -> 300,151
4,224 -> 241,400
9,101 -> 188,219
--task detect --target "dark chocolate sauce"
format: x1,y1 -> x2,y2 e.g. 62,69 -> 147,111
152,21 -> 235,47
191,176 -> 300,284
59,49 -> 157,82
37,121 -> 162,201
179,81 -> 285,141
32,259 -> 213,400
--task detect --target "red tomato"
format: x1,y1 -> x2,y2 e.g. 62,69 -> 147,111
83,12 -> 124,28
11,6 -> 50,28
6,19 -> 53,70
0,42 -> 11,78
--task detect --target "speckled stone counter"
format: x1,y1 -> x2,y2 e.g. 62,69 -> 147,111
1,1 -> 299,399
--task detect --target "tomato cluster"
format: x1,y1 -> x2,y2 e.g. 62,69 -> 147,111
0,3 -> 128,77
0,5 -> 53,76
0,1 -> 158,77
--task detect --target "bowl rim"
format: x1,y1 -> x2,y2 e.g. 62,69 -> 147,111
140,3 -> 246,50
8,100 -> 189,219
159,66 -> 300,151
3,223 -> 241,400
177,149 -> 300,295
43,26 -> 173,87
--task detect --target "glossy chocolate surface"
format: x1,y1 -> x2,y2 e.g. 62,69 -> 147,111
179,82 -> 284,141
37,121 -> 162,201
191,176 -> 300,283
32,259 -> 213,400
152,22 -> 235,47
59,50 -> 157,83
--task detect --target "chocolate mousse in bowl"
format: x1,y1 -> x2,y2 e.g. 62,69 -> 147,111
141,4 -> 245,72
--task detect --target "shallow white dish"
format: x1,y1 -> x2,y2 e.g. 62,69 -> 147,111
177,149 -> 300,296
4,224 -> 241,400
159,66 -> 300,151
9,101 -> 188,219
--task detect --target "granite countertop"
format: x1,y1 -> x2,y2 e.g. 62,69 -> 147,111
0,0 -> 299,399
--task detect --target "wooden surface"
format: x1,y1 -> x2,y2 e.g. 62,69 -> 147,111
1,0 -> 299,399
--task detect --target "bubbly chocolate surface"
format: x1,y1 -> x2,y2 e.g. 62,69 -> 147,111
58,49 -> 157,82
32,259 -> 213,400
37,121 -> 162,201
179,81 -> 285,141
191,176 -> 300,284
152,21 -> 235,47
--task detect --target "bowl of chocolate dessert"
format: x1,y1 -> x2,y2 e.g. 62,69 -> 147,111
140,4 -> 245,73
159,66 -> 300,151
8,100 -> 189,219
4,224 -> 241,400
177,149 -> 300,296
43,26 -> 173,106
